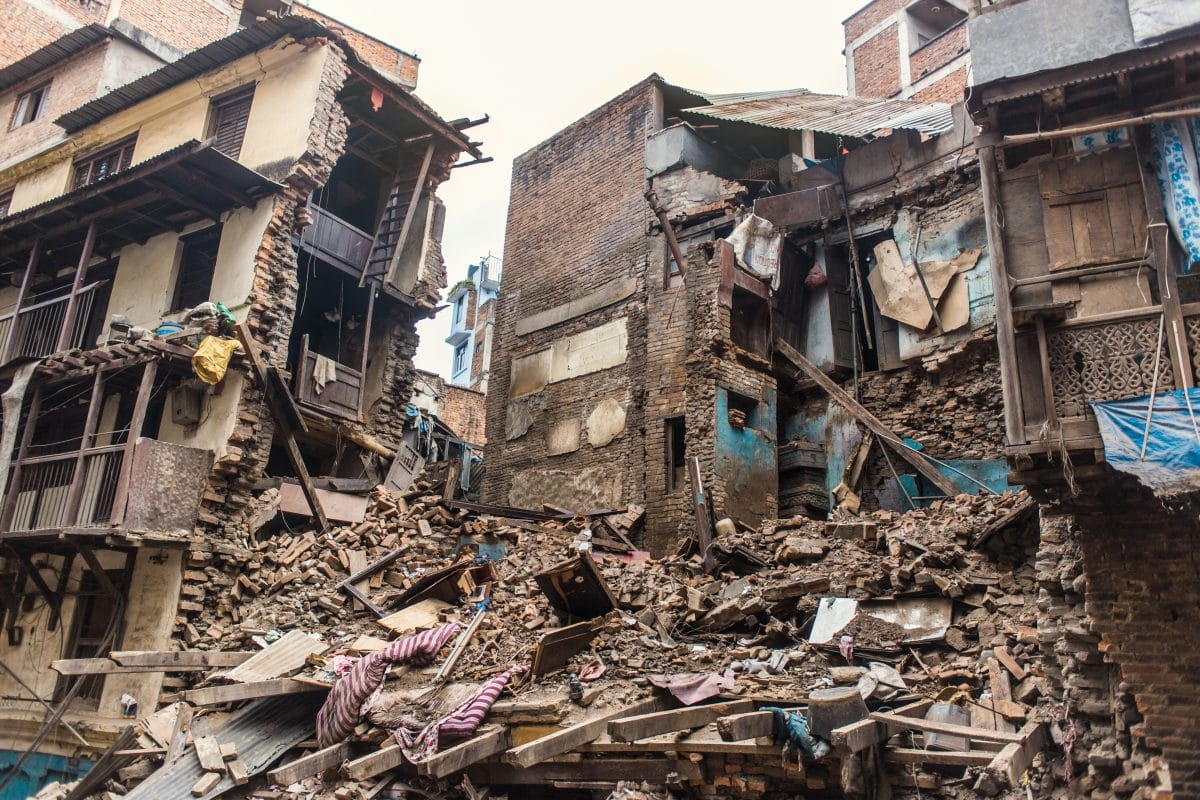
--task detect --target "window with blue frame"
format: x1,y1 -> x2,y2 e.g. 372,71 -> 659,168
453,342 -> 469,374
453,295 -> 465,326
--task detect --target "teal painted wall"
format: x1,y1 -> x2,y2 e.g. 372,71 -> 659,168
715,385 -> 778,525
0,750 -> 92,800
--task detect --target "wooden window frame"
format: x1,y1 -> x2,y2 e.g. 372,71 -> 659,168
11,81 -> 51,130
171,224 -> 222,312
72,136 -> 137,190
206,84 -> 256,159
54,553 -> 134,707
0,188 -> 13,219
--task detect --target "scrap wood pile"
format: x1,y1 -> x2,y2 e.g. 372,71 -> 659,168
46,483 -> 1053,800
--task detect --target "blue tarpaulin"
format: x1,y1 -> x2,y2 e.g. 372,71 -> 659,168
1091,389 -> 1200,494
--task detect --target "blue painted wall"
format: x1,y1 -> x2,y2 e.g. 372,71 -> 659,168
0,750 -> 92,800
715,385 -> 778,525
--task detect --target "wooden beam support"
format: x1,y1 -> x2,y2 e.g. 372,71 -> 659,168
775,339 -> 960,496
110,650 -> 253,668
109,360 -> 157,526
831,699 -> 932,753
504,696 -> 668,768
868,711 -> 1024,744
56,221 -> 97,353
416,726 -> 509,778
717,710 -> 778,741
886,747 -> 995,766
608,699 -> 754,744
381,139 -> 435,288
268,742 -> 352,785
988,721 -> 1046,788
2,241 -> 39,362
687,456 -> 717,573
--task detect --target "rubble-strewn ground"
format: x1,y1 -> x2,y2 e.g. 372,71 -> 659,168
39,482 -> 1056,800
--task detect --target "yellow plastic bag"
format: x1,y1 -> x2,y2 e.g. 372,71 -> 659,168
192,335 -> 243,384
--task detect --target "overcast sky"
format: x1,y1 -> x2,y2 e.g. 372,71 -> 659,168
307,0 -> 865,379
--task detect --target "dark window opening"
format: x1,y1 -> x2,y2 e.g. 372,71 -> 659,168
725,390 -> 761,431
731,287 -> 771,356
11,82 -> 50,129
665,417 -> 686,492
172,225 -> 222,311
72,137 -> 136,190
906,0 -> 967,53
55,559 -> 131,706
207,85 -> 255,160
0,190 -> 13,219
319,151 -> 391,233
238,0 -> 292,28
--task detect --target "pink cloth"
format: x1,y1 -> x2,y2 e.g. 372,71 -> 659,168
394,666 -> 524,763
315,622 -> 460,747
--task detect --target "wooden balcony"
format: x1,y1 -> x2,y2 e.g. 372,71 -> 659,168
297,202 -> 373,277
0,280 -> 106,363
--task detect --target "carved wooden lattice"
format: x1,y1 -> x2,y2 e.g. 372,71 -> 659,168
1047,318 -> 1174,417
1186,316 -> 1200,378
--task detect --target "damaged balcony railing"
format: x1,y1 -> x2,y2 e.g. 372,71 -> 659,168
0,280 -> 105,362
2,445 -> 125,532
298,202 -> 374,278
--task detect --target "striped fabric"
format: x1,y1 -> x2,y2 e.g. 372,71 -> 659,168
395,666 -> 525,763
315,622 -> 460,748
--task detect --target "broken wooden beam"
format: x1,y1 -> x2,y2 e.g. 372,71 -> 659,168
109,650 -> 253,668
608,699 -> 754,743
504,697 -> 668,768
987,721 -> 1046,788
415,726 -> 509,778
193,735 -> 226,773
52,658 -> 242,675
774,339 -> 960,497
868,711 -> 1024,744
182,678 -> 328,706
886,747 -> 995,766
344,744 -> 404,781
268,742 -> 353,786
831,699 -> 932,753
717,710 -> 777,741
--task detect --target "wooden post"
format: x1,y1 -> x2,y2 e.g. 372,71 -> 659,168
0,385 -> 41,532
383,139 -> 435,289
109,360 -> 157,526
978,145 -> 1027,445
57,221 -> 97,354
62,372 -> 106,526
1133,125 -> 1193,388
357,286 -> 375,419
3,242 -> 39,362
688,456 -> 717,573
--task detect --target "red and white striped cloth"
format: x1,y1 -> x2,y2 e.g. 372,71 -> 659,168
315,622 -> 460,747
394,666 -> 525,763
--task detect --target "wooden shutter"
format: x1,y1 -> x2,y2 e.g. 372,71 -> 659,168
173,225 -> 222,311
72,137 -> 137,190
209,86 -> 255,159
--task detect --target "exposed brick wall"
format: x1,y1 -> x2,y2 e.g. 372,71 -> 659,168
852,25 -> 902,98
844,0 -> 910,44
912,64 -> 969,104
1073,499 -> 1200,798
909,21 -> 968,83
0,2 -> 97,64
117,0 -> 235,51
469,297 -> 494,388
0,44 -> 104,166
292,5 -> 419,86
482,78 -> 657,516
440,384 -> 485,445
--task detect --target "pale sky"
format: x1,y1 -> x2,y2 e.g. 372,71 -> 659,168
308,0 -> 865,379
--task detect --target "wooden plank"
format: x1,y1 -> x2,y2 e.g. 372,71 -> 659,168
717,710 -> 776,741
268,742 -> 352,785
886,747 -> 995,766
228,758 -> 250,786
416,726 -> 509,778
194,735 -> 226,773
191,772 -> 221,796
988,721 -> 1046,787
831,699 -> 933,754
182,678 -> 327,706
504,697 -> 669,768
582,731 -> 778,756
377,598 -> 451,634
608,699 -> 754,743
687,456 -> 717,573
993,646 -> 1027,682
774,339 -> 959,496
51,658 -> 233,675
471,758 -> 703,786
344,744 -> 404,781
165,703 -> 194,763
869,712 -> 1023,744
110,651 -> 253,668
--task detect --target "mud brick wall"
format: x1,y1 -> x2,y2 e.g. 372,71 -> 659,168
1035,511 -> 1163,798
1070,498 -> 1200,798
909,22 -> 968,83
852,24 -> 902,98
482,78 -> 657,517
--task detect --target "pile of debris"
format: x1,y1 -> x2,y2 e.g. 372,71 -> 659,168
42,481 -> 1051,800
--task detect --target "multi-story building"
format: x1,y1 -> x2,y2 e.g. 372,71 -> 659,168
445,254 -> 500,391
0,10 -> 478,794
843,0 -> 972,102
969,0 -> 1200,795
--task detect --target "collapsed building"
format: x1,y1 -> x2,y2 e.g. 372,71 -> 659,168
0,5 -> 483,794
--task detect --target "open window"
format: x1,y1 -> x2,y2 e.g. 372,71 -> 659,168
172,225 -> 221,312
11,82 -> 50,129
665,417 -> 686,493
207,85 -> 255,160
906,0 -> 967,52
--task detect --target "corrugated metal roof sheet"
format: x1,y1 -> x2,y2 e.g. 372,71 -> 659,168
679,90 -> 956,138
0,24 -> 113,94
226,630 -> 325,683
124,693 -> 325,800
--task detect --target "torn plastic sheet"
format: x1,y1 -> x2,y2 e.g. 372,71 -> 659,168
725,214 -> 782,287
1091,389 -> 1200,494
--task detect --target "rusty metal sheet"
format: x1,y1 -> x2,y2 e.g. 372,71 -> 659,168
679,90 -> 954,138
124,438 -> 213,533
226,630 -> 324,683
278,480 -> 369,523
